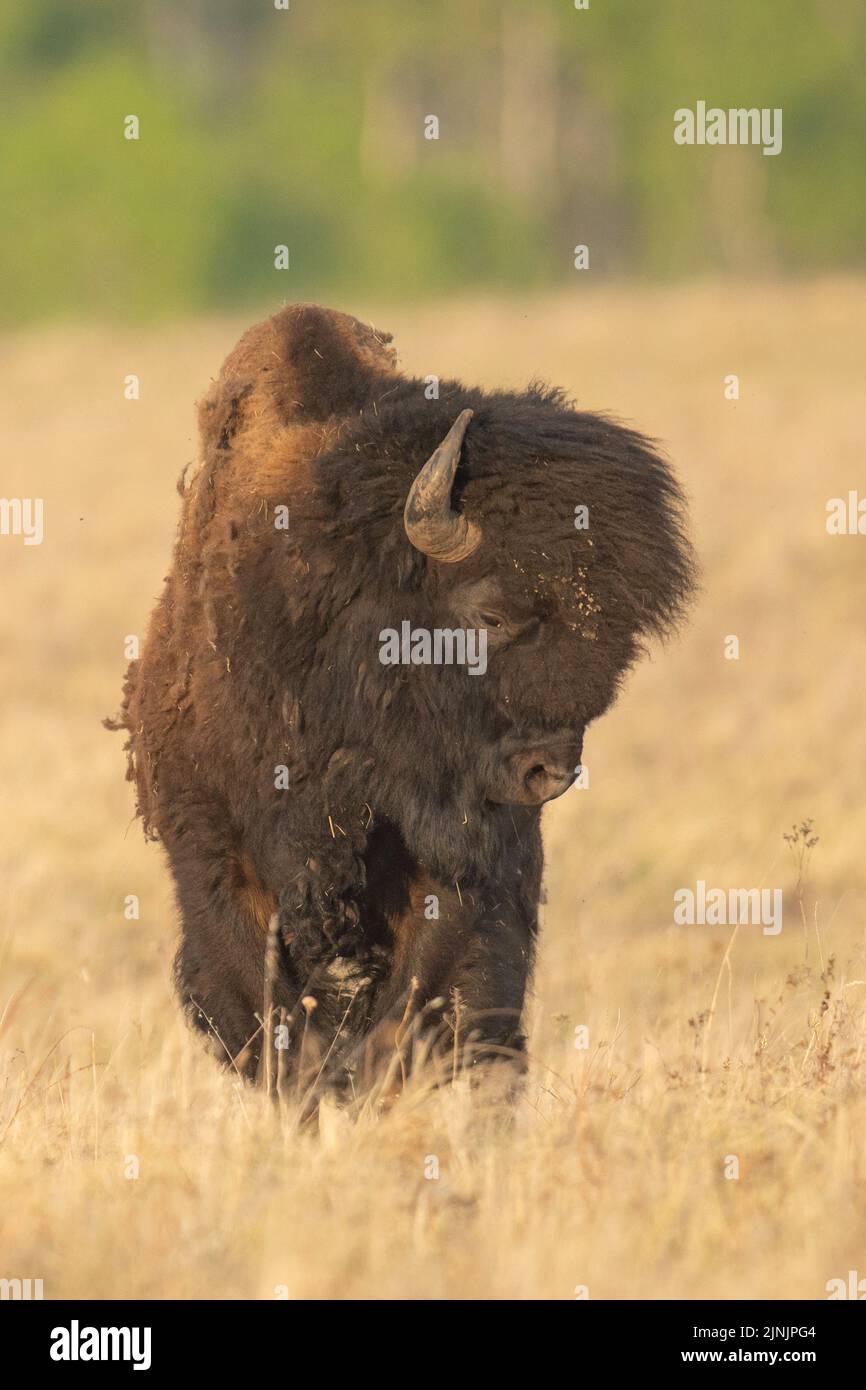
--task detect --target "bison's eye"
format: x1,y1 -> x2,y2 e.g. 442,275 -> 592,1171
477,611 -> 506,631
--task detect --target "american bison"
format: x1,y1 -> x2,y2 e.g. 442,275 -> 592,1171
110,304 -> 694,1095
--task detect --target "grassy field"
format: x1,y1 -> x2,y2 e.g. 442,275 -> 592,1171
1,280 -> 865,1300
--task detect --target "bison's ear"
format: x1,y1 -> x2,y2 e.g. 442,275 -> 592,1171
202,304 -> 398,442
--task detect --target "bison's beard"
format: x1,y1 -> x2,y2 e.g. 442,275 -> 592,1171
371,759 -> 536,885
313,668 -> 537,882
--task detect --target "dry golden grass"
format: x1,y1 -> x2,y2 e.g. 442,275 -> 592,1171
1,279 -> 865,1300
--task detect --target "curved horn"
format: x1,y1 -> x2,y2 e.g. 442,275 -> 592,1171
403,409 -> 482,563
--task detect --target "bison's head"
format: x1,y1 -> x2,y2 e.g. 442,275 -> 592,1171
400,407 -> 603,808
196,306 -> 696,881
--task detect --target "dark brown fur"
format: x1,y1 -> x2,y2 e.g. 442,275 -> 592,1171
108,304 -> 695,1094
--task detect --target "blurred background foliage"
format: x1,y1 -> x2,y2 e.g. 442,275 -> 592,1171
1,0 -> 863,324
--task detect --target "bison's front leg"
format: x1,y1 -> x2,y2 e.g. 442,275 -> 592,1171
262,787 -> 381,1076
161,796 -> 298,1080
442,912 -> 535,1064
352,877 -> 537,1090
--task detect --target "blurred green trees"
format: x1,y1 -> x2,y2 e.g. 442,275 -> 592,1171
1,0 -> 863,323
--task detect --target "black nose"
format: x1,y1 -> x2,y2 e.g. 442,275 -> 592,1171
510,751 -> 577,803
514,756 -> 575,800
